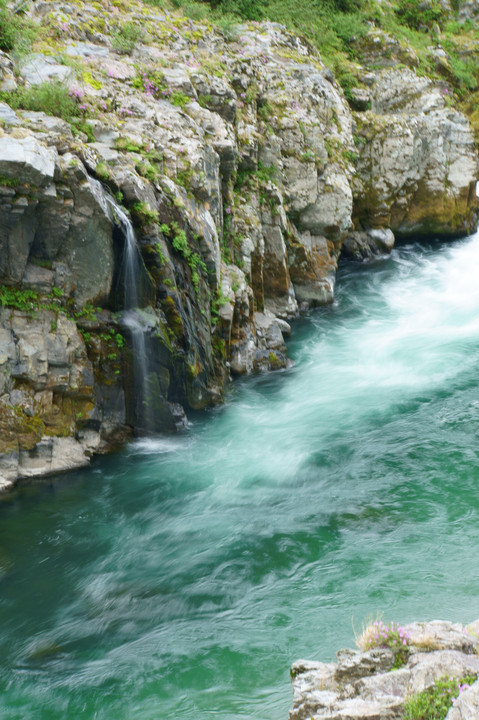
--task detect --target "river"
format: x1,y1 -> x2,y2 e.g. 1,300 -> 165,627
2,234 -> 479,719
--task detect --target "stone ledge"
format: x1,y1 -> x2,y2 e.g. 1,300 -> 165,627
289,620 -> 479,720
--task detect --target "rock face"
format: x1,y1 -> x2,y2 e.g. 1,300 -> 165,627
0,0 -> 477,487
289,620 -> 479,720
352,69 -> 478,240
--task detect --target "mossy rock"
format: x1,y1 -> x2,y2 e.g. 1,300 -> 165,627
0,403 -> 44,454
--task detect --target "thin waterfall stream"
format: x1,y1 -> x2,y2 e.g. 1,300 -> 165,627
2,233 -> 479,720
94,180 -> 155,433
108,199 -> 153,433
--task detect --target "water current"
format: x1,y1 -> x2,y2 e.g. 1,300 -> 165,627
2,234 -> 479,719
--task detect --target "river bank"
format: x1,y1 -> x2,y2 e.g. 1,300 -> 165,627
290,619 -> 479,720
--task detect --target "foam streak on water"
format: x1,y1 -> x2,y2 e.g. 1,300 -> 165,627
2,235 -> 479,720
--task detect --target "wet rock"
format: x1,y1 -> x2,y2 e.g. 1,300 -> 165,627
342,228 -> 395,261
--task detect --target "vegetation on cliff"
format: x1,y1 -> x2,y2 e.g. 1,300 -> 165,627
0,0 -> 477,486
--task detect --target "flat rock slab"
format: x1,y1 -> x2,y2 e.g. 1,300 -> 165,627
0,134 -> 56,185
404,620 -> 479,654
19,54 -> 74,86
65,42 -> 110,58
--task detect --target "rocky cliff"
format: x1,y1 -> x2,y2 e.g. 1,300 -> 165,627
0,0 -> 477,489
289,619 -> 479,720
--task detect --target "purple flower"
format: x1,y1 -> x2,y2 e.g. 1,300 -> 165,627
69,87 -> 84,100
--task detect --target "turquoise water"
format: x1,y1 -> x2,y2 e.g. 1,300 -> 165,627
2,235 -> 479,719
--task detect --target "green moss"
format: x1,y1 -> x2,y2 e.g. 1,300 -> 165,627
161,294 -> 184,338
95,162 -> 111,181
0,403 -> 44,453
0,175 -> 19,188
211,335 -> 227,360
82,71 -> 103,90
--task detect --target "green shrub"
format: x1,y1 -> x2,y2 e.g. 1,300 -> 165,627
0,0 -> 36,55
95,162 -> 111,181
404,675 -> 477,719
332,11 -> 368,48
112,21 -> 144,54
448,55 -> 478,92
208,0 -> 266,21
394,0 -> 444,31
2,82 -> 79,121
132,202 -> 159,224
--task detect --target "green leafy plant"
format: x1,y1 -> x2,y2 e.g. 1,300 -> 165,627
257,99 -> 273,121
176,164 -> 194,190
164,222 -> 207,295
198,93 -> 214,108
0,286 -> 40,311
114,137 -> 142,153
404,675 -> 477,719
0,175 -> 19,188
136,160 -> 159,183
211,287 -> 230,320
154,244 -> 169,266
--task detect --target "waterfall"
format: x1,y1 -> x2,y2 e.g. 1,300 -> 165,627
110,201 -> 154,433
90,178 -> 154,433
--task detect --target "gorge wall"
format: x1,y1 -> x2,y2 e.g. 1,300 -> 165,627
0,0 -> 477,489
